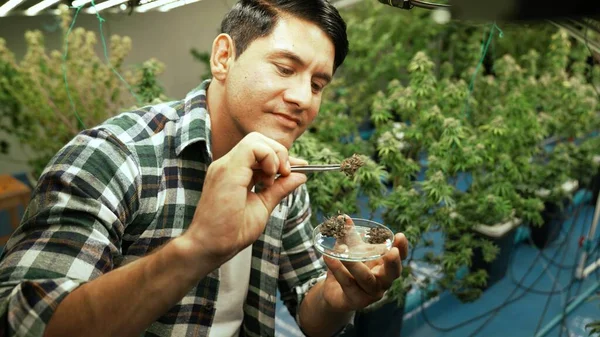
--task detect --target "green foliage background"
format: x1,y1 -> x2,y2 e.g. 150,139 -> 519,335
0,0 -> 598,332
288,0 -> 600,324
0,5 -> 167,179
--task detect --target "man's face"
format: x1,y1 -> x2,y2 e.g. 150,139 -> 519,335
222,15 -> 335,149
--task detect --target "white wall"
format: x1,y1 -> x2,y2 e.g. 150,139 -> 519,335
0,0 -> 236,174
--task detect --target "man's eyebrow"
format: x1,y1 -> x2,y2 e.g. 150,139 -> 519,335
269,49 -> 333,84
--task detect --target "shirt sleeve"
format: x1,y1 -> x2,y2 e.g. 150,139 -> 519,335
0,128 -> 140,337
277,184 -> 355,334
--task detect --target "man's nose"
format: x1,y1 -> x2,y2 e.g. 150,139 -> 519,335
283,80 -> 312,110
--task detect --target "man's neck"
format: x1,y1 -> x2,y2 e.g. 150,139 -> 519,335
206,80 -> 241,161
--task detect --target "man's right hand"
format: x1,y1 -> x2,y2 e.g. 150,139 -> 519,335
178,132 -> 308,268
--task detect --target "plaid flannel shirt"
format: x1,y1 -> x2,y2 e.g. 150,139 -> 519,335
0,80 -> 330,337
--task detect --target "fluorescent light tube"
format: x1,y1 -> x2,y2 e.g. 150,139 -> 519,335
0,0 -> 26,16
86,0 -> 128,13
72,0 -> 93,8
158,0 -> 199,12
135,0 -> 176,12
25,0 -> 61,15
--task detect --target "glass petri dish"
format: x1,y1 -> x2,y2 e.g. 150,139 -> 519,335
313,217 -> 394,262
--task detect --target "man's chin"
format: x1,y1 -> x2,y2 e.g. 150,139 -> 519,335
254,130 -> 298,149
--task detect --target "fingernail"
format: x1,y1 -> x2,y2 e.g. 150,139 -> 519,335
286,160 -> 291,170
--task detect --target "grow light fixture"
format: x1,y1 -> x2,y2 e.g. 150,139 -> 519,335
134,0 -> 177,12
375,0 -> 600,21
0,0 -> 26,16
25,0 -> 61,15
86,0 -> 128,13
158,0 -> 200,12
71,0 -> 93,7
377,0 -> 450,10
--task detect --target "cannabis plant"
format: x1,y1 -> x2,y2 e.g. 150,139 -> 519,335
0,58 -> 20,157
302,16 -> 600,306
320,0 -> 562,134
369,50 -> 540,301
0,4 -> 166,179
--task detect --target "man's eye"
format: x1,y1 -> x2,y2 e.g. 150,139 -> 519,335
312,83 -> 324,93
276,65 -> 294,76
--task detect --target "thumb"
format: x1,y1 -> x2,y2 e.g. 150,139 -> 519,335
257,173 -> 307,211
289,156 -> 309,166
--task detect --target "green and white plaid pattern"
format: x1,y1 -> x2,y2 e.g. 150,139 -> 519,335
0,80 -> 328,337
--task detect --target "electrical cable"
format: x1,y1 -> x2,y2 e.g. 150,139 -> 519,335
508,201 -> 591,295
486,184 -> 587,332
508,172 -> 599,336
531,231 -> 578,270
465,199 -> 586,337
508,239 -> 576,295
534,203 -> 586,335
508,173 -> 596,334
415,205 -> 579,334
508,207 -> 588,295
560,239 -> 600,337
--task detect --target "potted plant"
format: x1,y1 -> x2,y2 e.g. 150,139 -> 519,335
520,31 -> 599,248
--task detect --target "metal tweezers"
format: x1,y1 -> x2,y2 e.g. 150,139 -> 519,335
290,164 -> 341,174
253,164 -> 341,175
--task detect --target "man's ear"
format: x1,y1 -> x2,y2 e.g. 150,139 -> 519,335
210,34 -> 235,81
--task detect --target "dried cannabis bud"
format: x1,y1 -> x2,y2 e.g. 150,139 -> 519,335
367,227 -> 389,244
340,154 -> 365,177
319,214 -> 390,258
319,215 -> 347,240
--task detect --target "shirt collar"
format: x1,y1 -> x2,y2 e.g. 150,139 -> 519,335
174,79 -> 213,162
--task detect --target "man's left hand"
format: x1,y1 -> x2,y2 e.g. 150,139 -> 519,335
321,233 -> 409,312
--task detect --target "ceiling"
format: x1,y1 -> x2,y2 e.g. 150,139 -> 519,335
1,0 -> 599,56
0,0 -> 210,16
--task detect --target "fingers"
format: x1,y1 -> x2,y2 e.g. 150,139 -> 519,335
378,247 -> 402,288
325,255 -> 381,302
325,248 -> 403,299
231,132 -> 291,179
253,143 -> 283,179
323,256 -> 371,303
342,260 -> 380,298
258,134 -> 292,176
289,156 -> 309,166
256,173 -> 307,211
394,233 -> 409,260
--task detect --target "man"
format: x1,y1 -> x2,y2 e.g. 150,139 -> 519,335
0,0 -> 408,336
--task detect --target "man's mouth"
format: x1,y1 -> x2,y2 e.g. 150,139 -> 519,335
272,112 -> 301,128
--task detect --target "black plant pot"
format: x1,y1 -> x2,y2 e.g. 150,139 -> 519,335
529,200 -> 568,249
339,300 -> 406,337
589,169 -> 600,206
471,220 -> 519,289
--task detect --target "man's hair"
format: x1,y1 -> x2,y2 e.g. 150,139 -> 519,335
220,0 -> 349,72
